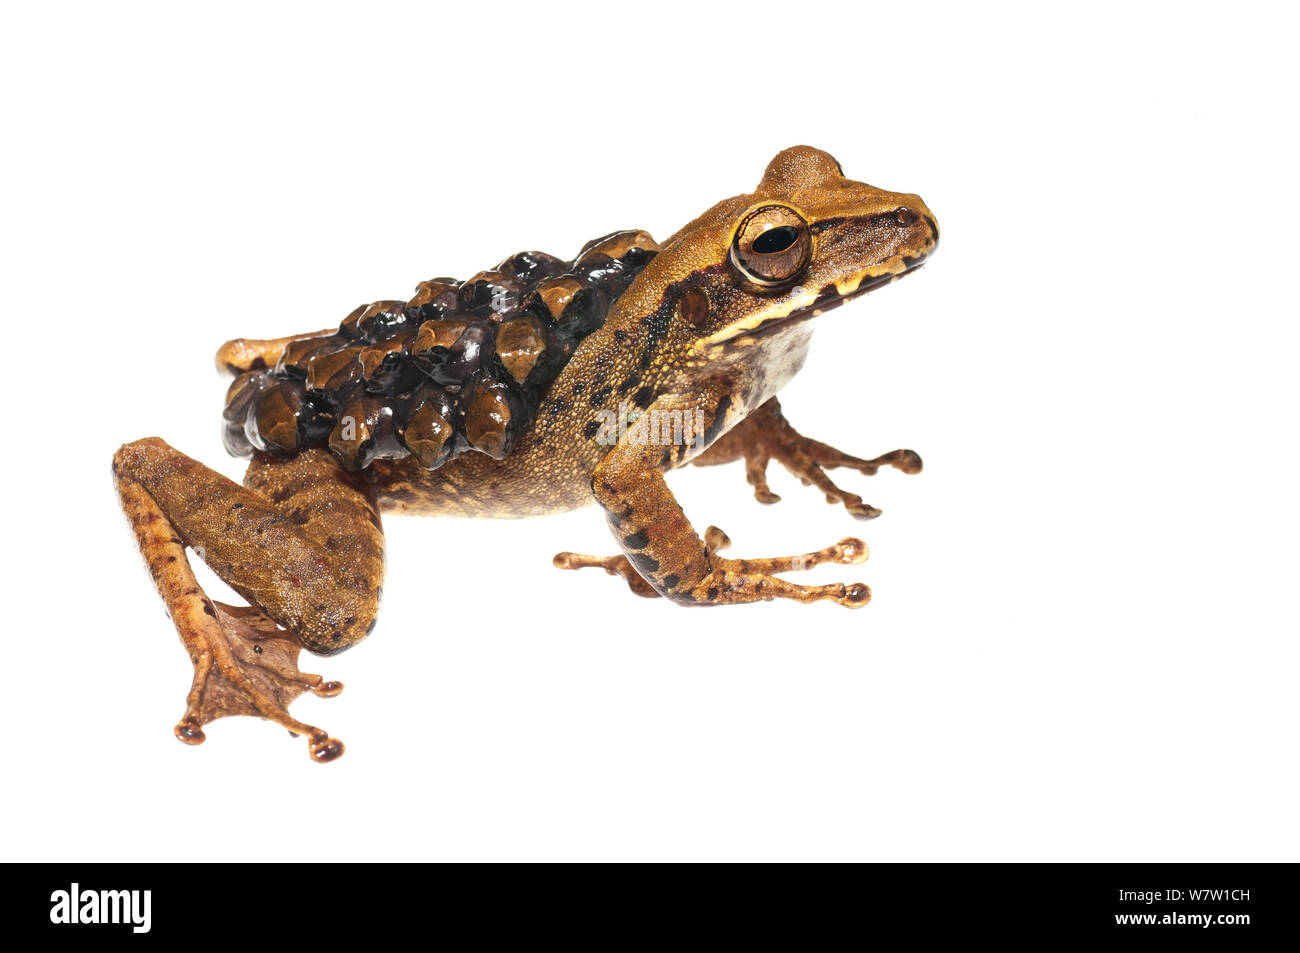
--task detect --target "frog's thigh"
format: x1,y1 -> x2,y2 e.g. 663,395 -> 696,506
114,438 -> 383,652
574,442 -> 871,608
691,396 -> 922,520
112,438 -> 385,760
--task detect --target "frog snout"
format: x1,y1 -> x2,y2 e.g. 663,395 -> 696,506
892,194 -> 939,255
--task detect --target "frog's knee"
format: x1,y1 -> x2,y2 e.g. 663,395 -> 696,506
299,595 -> 381,656
112,437 -> 171,477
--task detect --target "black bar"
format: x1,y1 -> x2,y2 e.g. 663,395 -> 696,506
7,862 -> 1292,942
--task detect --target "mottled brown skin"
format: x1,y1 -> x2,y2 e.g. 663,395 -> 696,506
114,146 -> 938,760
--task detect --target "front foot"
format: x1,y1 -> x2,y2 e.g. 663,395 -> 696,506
175,602 -> 345,763
692,397 -> 922,520
691,529 -> 872,607
552,551 -> 661,598
756,441 -> 921,521
556,527 -> 871,607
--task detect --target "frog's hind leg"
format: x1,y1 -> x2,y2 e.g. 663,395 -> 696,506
112,438 -> 384,761
690,397 -> 921,520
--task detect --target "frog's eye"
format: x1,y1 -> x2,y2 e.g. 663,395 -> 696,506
730,205 -> 812,286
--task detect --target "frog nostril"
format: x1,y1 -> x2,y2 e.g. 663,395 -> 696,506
894,207 -> 918,227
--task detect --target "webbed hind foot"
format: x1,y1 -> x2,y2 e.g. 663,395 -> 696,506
175,602 -> 345,763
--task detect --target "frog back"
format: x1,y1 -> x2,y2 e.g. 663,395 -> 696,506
220,230 -> 659,473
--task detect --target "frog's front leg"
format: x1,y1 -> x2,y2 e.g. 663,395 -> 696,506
691,397 -> 921,520
555,525 -> 869,602
112,438 -> 384,761
556,404 -> 871,607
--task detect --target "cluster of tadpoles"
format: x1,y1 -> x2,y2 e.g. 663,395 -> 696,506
222,229 -> 659,472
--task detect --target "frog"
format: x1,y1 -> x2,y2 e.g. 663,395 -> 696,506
112,145 -> 939,762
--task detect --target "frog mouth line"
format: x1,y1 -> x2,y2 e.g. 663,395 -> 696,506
742,254 -> 930,342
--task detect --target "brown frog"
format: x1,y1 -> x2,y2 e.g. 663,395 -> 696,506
113,146 -> 939,761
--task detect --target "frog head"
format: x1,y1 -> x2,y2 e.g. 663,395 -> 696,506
606,145 -> 937,369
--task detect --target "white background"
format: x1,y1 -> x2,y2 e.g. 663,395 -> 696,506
2,2 -> 1296,861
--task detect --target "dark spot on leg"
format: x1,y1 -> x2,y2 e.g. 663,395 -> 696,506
630,552 -> 660,575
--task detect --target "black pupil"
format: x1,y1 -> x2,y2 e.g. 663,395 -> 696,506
753,225 -> 799,254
